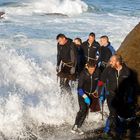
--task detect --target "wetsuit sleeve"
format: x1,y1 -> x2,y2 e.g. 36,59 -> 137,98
95,42 -> 101,63
105,48 -> 112,62
70,43 -> 77,67
57,44 -> 61,66
78,72 -> 85,96
96,41 -> 101,50
100,66 -> 110,83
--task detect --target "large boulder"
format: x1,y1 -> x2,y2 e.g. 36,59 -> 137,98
117,22 -> 140,106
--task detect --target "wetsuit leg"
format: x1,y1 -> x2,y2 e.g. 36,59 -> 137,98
74,95 -> 89,128
104,93 -> 117,133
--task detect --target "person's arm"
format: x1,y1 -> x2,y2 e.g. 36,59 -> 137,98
78,72 -> 85,96
78,71 -> 91,105
70,42 -> 77,67
70,43 -> 77,74
57,44 -> 61,66
104,48 -> 112,63
97,67 -> 109,97
108,44 -> 115,55
100,66 -> 110,82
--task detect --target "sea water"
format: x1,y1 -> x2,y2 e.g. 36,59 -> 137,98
0,0 -> 139,139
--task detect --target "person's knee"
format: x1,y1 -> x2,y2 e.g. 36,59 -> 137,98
79,106 -> 88,114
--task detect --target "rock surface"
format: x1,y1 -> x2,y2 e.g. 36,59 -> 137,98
117,22 -> 140,103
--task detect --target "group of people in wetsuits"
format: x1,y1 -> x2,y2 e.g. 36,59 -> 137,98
56,33 -> 138,139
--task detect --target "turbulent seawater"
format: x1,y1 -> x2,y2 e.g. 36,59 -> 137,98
0,0 -> 139,139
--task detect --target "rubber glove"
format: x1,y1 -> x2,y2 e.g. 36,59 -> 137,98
83,94 -> 91,105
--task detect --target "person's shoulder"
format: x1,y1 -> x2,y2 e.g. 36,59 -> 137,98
103,66 -> 114,74
122,63 -> 131,75
107,43 -> 115,54
67,39 -> 75,48
94,40 -> 99,45
94,41 -> 100,46
79,68 -> 87,78
66,38 -> 73,45
82,41 -> 88,46
94,67 -> 100,77
105,65 -> 112,70
105,46 -> 112,53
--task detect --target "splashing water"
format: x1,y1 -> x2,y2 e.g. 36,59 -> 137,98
0,0 -> 88,16
33,0 -> 88,15
0,46 -> 76,138
0,38 -> 104,139
0,0 -> 139,139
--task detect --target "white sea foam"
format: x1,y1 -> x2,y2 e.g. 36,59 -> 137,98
33,0 -> 88,16
0,0 -> 139,139
0,40 -> 105,138
0,0 -> 88,16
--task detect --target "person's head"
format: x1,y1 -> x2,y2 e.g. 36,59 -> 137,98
88,32 -> 95,44
56,34 -> 67,45
74,38 -> 82,46
86,60 -> 96,75
99,35 -> 109,47
109,54 -> 123,69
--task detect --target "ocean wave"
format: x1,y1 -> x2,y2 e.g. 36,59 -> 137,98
0,39 -> 106,139
0,0 -> 88,16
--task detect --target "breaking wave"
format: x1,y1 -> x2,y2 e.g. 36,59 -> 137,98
0,0 -> 88,16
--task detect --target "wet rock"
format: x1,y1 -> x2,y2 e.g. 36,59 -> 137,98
117,22 -> 140,106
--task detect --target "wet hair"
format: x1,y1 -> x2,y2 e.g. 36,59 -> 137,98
113,54 -> 123,64
100,35 -> 109,43
56,34 -> 66,40
86,60 -> 97,68
89,32 -> 95,37
74,37 -> 82,44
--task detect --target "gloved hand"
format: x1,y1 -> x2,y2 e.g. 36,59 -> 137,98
82,94 -> 91,105
70,67 -> 75,74
84,97 -> 91,105
56,66 -> 59,73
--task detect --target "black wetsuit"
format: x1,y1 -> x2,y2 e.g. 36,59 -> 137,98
100,64 -> 136,133
75,44 -> 85,76
57,38 -> 76,67
74,68 -> 100,128
98,43 -> 115,72
82,40 -> 100,63
57,38 -> 77,93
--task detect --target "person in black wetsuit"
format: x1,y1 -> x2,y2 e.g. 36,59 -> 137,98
98,54 -> 136,139
82,32 -> 100,64
71,60 -> 100,135
98,35 -> 115,72
73,38 -> 85,77
56,34 -> 77,94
